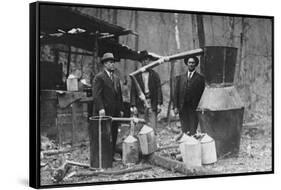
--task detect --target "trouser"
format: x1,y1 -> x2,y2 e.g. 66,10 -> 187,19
179,106 -> 198,135
111,121 -> 119,155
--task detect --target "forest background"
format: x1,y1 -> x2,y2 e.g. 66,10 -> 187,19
41,6 -> 272,123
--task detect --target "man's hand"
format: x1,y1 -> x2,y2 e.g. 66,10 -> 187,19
157,104 -> 162,114
99,109 -> 105,116
130,106 -> 138,115
120,111 -> 124,117
174,108 -> 179,115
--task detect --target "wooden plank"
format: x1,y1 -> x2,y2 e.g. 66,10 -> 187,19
148,153 -> 218,176
74,165 -> 152,177
57,91 -> 86,108
58,49 -> 93,56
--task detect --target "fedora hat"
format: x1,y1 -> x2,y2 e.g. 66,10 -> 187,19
138,50 -> 153,61
101,53 -> 116,63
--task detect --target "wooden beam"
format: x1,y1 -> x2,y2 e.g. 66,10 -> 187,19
148,153 -> 218,176
58,49 -> 93,57
52,160 -> 152,182
66,45 -> 71,78
73,165 -> 152,177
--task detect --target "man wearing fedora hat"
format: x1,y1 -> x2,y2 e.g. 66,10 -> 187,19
173,56 -> 205,136
92,52 -> 124,160
130,50 -> 163,134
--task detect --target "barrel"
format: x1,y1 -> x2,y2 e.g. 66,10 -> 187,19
88,116 -> 113,168
198,108 -> 244,157
40,90 -> 58,138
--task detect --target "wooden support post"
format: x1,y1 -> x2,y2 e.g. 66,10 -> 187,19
66,45 -> 71,79
92,32 -> 99,81
71,102 -> 79,146
56,118 -> 63,148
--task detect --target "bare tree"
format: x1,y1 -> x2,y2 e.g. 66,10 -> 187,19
134,11 -> 139,70
167,13 -> 181,123
191,14 -> 198,48
196,15 -> 206,47
228,17 -> 235,46
210,15 -> 215,44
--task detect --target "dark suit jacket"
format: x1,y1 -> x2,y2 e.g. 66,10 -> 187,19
173,71 -> 205,111
130,69 -> 163,113
92,70 -> 124,116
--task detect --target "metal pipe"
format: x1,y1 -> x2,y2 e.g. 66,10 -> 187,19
130,48 -> 203,76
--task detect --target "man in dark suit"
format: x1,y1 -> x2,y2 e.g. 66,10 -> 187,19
173,56 -> 205,135
92,52 -> 124,159
130,50 -> 163,134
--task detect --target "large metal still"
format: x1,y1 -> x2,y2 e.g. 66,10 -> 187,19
197,46 -> 244,157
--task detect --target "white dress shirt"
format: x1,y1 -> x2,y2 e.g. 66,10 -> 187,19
142,71 -> 149,93
187,70 -> 195,80
105,69 -> 113,80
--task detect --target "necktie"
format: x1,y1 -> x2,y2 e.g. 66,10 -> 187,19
110,72 -> 113,81
188,72 -> 192,80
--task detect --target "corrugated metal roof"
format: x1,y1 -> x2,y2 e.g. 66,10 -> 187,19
40,33 -> 140,60
40,5 -> 132,36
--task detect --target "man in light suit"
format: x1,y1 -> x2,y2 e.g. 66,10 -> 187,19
130,50 -> 163,134
173,56 -> 205,135
92,53 -> 124,160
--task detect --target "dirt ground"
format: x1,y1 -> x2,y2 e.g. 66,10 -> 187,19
40,118 -> 272,186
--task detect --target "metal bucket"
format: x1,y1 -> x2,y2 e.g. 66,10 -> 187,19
88,116 -> 145,168
40,90 -> 58,138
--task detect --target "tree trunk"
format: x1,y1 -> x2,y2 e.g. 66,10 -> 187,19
210,15 -> 215,44
91,33 -> 99,84
236,18 -> 246,84
113,9 -> 118,24
196,15 -> 206,47
167,13 -> 181,123
134,11 -> 139,70
191,14 -> 198,49
228,17 -> 235,46
123,11 -> 134,75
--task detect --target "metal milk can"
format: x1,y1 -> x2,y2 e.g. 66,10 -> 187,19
179,135 -> 202,168
200,134 -> 217,164
66,74 -> 78,91
122,121 -> 139,164
137,124 -> 157,155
